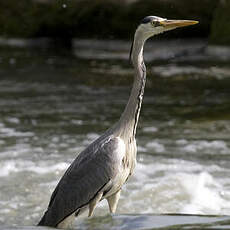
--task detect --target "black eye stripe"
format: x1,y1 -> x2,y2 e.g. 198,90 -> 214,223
141,16 -> 165,25
141,16 -> 152,24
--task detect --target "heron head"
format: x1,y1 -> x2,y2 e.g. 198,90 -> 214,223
136,16 -> 198,40
130,16 -> 198,63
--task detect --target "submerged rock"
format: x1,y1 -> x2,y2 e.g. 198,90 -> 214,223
1,214 -> 230,230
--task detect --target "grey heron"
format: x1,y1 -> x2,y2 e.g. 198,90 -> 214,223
38,16 -> 198,228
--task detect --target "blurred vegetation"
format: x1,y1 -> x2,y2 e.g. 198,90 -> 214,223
0,0 -> 220,40
210,0 -> 230,45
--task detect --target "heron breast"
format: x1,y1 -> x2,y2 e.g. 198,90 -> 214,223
106,137 -> 136,195
114,137 -> 126,164
119,138 -> 137,183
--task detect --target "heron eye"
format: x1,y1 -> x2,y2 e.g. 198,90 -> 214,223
151,21 -> 160,27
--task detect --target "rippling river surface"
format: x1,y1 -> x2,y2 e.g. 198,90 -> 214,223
0,39 -> 230,229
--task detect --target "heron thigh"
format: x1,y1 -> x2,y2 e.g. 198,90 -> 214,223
88,192 -> 103,217
106,189 -> 121,213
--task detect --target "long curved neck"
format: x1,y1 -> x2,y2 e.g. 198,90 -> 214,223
115,33 -> 147,139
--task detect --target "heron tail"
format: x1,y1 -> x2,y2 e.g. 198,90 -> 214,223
37,211 -> 56,227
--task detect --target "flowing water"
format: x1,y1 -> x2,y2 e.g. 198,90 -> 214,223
0,39 -> 230,229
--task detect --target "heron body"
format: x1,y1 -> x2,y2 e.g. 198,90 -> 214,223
38,16 -> 198,228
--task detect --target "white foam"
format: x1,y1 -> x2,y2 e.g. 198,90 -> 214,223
137,146 -> 147,152
176,139 -> 188,145
182,140 -> 229,154
0,161 -> 18,177
71,119 -> 83,125
0,209 -> 11,214
179,172 -> 230,214
51,136 -> 60,143
142,126 -> 158,133
86,133 -> 99,140
0,144 -> 34,159
6,117 -> 20,124
119,157 -> 230,215
183,144 -> 197,153
28,162 -> 69,174
135,158 -> 203,181
0,160 -> 69,177
152,64 -> 230,79
0,126 -> 34,137
0,139 -> 5,145
146,141 -> 165,153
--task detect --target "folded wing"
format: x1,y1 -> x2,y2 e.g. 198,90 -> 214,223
38,135 -> 125,227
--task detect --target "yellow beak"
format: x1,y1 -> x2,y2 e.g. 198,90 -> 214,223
160,19 -> 199,29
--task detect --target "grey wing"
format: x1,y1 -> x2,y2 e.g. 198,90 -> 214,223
38,136 -> 124,227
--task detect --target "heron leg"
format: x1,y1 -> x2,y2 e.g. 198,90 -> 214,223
106,189 -> 121,213
88,192 -> 103,217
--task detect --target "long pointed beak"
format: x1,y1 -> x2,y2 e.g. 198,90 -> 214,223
160,19 -> 199,29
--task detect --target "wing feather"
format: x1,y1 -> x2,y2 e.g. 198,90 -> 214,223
38,135 -> 124,227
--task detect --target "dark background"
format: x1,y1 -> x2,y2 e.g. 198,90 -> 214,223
0,0 -> 229,46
